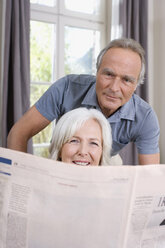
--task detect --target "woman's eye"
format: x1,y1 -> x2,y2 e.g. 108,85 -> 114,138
90,141 -> 99,146
69,139 -> 79,144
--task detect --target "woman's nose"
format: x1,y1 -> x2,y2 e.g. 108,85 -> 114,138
78,142 -> 88,156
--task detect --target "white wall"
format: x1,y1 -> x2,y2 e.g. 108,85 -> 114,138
148,0 -> 165,163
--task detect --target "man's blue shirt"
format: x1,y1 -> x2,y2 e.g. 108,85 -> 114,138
35,74 -> 160,155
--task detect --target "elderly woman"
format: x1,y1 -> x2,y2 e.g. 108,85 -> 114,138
49,108 -> 122,166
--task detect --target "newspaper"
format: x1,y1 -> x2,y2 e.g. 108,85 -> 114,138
0,147 -> 165,248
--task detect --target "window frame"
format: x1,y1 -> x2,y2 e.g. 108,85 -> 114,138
30,0 -> 112,156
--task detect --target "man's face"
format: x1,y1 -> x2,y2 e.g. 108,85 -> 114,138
96,47 -> 142,117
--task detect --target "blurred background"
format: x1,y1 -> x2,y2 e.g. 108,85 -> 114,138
0,0 -> 165,164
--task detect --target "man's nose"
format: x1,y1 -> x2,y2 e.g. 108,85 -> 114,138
109,76 -> 120,91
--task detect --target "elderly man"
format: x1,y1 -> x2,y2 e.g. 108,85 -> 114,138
7,38 -> 160,165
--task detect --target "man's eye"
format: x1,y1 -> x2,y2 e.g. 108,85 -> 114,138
123,77 -> 134,84
106,72 -> 113,77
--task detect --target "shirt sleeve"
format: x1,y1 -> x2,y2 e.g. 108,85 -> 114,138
135,109 -> 160,154
35,76 -> 68,121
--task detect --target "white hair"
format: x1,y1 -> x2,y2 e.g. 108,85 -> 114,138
49,108 -> 116,165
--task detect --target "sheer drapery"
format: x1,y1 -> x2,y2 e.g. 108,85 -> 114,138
119,0 -> 148,165
2,0 -> 32,152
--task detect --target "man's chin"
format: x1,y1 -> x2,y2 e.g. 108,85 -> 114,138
101,104 -> 120,117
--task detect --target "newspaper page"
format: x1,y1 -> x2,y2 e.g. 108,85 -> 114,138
0,147 -> 135,248
123,164 -> 165,248
0,148 -> 165,248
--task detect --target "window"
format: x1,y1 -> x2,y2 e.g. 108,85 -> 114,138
30,0 -> 109,157
111,0 -> 122,40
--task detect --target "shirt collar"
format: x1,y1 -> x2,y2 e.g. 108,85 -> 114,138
109,96 -> 136,122
81,83 -> 100,109
82,84 -> 136,122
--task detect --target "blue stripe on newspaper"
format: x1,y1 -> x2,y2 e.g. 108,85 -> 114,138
0,157 -> 12,165
0,170 -> 11,176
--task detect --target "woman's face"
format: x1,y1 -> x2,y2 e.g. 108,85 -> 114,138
60,119 -> 103,166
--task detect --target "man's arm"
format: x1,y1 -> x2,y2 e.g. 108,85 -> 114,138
7,106 -> 51,152
138,153 -> 160,165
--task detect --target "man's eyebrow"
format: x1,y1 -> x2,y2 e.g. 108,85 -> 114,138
102,68 -> 115,74
122,75 -> 136,83
102,68 -> 136,83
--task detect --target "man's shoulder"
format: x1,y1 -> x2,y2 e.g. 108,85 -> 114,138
53,74 -> 96,91
66,74 -> 96,85
132,94 -> 158,123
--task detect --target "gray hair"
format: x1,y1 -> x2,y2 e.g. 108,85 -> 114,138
49,108 -> 113,165
96,38 -> 145,85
